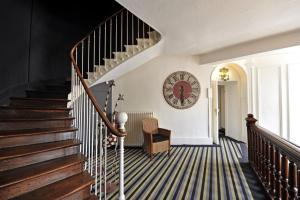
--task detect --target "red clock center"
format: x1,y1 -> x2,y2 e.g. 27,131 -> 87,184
173,81 -> 192,99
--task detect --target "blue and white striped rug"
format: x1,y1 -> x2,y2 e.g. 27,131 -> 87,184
100,137 -> 254,200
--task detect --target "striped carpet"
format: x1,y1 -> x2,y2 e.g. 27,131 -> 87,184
98,137 -> 255,200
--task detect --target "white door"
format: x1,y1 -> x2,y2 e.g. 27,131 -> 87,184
211,80 -> 219,144
225,82 -> 242,141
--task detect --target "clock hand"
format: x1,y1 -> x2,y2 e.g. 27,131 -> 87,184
179,85 -> 185,105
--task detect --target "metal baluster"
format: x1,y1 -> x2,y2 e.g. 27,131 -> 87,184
116,15 -> 118,55
119,136 -> 125,200
110,19 -> 112,61
81,41 -> 84,75
143,21 -> 145,48
79,83 -> 83,152
131,12 -> 134,48
93,30 -> 96,73
76,76 -> 79,142
104,22 -> 107,71
91,105 -> 95,176
99,26 -> 101,68
88,99 -> 91,173
88,36 -> 90,80
84,94 -> 88,169
73,71 -> 76,134
95,113 -> 99,195
81,90 -> 84,159
121,11 -> 123,54
137,18 -> 140,40
99,119 -> 103,199
126,10 -> 128,46
104,126 -> 107,199
148,23 -> 151,40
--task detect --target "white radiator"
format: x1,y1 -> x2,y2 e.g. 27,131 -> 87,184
124,112 -> 154,147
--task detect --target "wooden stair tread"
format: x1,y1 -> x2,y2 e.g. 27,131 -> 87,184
0,139 -> 80,160
12,172 -> 94,200
10,97 -> 70,102
0,106 -> 71,111
0,127 -> 77,138
0,154 -> 85,188
0,117 -> 74,122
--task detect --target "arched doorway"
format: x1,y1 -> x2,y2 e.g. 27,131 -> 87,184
210,63 -> 248,144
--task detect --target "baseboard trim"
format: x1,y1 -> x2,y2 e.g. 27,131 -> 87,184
171,137 -> 213,145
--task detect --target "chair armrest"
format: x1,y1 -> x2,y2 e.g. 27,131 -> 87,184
143,130 -> 153,143
158,128 -> 171,138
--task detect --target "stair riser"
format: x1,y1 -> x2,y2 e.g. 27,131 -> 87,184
0,119 -> 73,131
0,109 -> 70,119
0,132 -> 75,148
26,91 -> 67,99
0,146 -> 78,172
0,163 -> 83,199
63,186 -> 92,200
10,99 -> 68,108
45,85 -> 71,91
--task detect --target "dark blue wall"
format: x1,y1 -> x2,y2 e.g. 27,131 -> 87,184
0,0 -> 122,104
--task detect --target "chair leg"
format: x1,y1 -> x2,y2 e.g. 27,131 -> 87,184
150,154 -> 153,160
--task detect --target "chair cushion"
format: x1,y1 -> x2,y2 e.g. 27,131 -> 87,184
153,133 -> 169,143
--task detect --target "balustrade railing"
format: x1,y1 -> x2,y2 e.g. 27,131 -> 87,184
73,8 -> 159,85
70,7 -> 160,200
246,114 -> 300,200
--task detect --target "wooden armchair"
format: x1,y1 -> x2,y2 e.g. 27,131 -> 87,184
142,118 -> 171,159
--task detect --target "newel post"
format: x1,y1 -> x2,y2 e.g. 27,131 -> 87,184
246,114 -> 257,165
115,112 -> 128,200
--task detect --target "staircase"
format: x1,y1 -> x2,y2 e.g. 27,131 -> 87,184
0,6 -> 160,200
0,81 -> 97,200
69,7 -> 160,200
72,8 -> 161,86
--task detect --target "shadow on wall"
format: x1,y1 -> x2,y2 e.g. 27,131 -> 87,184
0,0 -> 122,104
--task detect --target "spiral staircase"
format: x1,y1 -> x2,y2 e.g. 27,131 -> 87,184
0,5 -> 162,200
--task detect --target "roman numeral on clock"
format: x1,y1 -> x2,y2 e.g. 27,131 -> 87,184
192,88 -> 199,93
180,72 -> 185,80
172,75 -> 179,82
172,98 -> 178,105
165,87 -> 172,93
168,94 -> 174,99
167,79 -> 174,86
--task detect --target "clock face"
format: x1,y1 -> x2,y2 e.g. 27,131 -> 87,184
163,71 -> 200,109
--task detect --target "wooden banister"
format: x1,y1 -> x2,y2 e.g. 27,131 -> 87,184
70,47 -> 126,137
70,9 -> 127,138
246,114 -> 300,199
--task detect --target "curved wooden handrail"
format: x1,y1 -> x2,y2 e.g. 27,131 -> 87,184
70,8 -> 127,137
246,114 -> 300,165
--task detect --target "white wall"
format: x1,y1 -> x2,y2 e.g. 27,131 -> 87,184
113,56 -> 213,145
244,50 -> 300,145
111,46 -> 300,146
288,64 -> 300,145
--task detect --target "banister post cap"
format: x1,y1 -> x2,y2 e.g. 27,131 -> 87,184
246,113 -> 257,127
116,112 -> 128,132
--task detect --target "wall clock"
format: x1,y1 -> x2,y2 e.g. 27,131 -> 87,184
163,71 -> 200,109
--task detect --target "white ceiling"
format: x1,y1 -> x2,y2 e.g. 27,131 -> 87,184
116,0 -> 300,55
